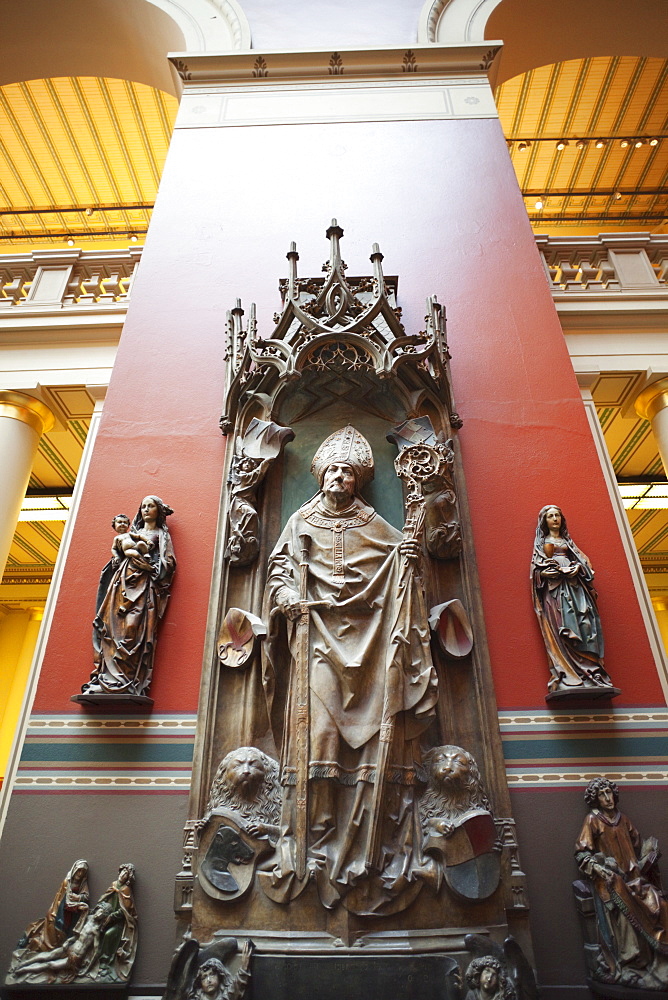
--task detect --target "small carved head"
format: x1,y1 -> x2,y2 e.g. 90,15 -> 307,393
111,514 -> 131,532
69,859 -> 88,885
117,862 -> 136,885
91,900 -> 113,924
221,748 -> 267,801
584,777 -> 619,809
134,495 -> 173,529
207,746 -> 280,823
322,462 -> 357,500
419,745 -> 491,827
191,957 -> 232,998
310,425 -> 374,490
536,504 -> 569,539
427,746 -> 473,787
465,956 -> 514,998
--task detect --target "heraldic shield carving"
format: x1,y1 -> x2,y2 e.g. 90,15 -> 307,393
166,223 -> 536,1000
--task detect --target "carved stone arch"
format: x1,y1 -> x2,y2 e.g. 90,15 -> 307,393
0,0 -> 250,99
417,0 -> 503,44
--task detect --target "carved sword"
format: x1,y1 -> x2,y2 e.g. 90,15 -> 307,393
295,531 -> 312,882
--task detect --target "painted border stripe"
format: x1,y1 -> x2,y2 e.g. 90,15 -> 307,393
501,736 -> 668,760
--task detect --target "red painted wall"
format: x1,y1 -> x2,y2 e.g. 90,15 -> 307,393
34,112 -> 665,713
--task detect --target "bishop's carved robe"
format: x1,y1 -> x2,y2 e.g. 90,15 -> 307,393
262,492 -> 438,911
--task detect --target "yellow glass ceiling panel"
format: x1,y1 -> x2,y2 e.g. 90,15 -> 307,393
0,76 -> 177,250
497,55 -> 668,234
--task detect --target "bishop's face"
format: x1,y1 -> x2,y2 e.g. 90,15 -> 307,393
323,463 -> 356,506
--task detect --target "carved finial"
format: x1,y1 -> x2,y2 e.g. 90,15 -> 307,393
248,302 -> 257,342
370,242 -> 384,288
231,299 -> 244,339
326,218 -> 343,238
326,219 -> 344,271
287,241 -> 299,299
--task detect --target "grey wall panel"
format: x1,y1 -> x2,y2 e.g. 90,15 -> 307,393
0,791 -> 187,984
512,786 -> 668,988
2,786 -> 665,990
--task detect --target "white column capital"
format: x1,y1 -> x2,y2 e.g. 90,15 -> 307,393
635,378 -> 668,423
0,391 -> 55,437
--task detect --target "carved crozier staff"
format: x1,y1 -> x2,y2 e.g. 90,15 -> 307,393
364,445 -> 436,871
294,532 -> 311,881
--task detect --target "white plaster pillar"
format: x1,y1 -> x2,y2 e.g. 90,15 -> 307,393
0,391 -> 55,579
0,390 -> 105,833
635,378 -> 668,477
0,608 -> 43,778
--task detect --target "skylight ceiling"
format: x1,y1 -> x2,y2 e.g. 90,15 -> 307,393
497,55 -> 668,235
0,77 -> 178,251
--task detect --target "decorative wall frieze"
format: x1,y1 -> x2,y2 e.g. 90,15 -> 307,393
498,708 -> 668,728
13,713 -> 196,792
537,233 -> 668,297
506,768 -> 668,788
14,711 -> 667,792
23,713 -> 197,732
169,43 -> 503,88
499,707 -> 668,788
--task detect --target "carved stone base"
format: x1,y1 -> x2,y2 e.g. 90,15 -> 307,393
545,685 -> 621,704
248,953 -> 459,1000
2,985 -> 128,999
70,694 -> 154,709
586,978 -> 668,1000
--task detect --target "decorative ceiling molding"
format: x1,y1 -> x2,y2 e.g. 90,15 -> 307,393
418,0 -> 503,45
153,0 -> 251,51
168,43 -> 503,86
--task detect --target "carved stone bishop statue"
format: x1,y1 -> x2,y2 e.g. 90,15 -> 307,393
260,425 -> 438,912
169,223 -> 535,999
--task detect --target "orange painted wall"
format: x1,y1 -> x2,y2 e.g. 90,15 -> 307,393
33,112 -> 665,713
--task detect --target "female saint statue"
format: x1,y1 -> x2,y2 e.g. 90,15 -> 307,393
531,505 -> 617,699
82,496 -> 176,698
9,859 -> 89,972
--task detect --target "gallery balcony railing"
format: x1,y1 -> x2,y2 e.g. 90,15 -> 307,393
1,236 -> 667,314
536,233 -> 668,295
0,248 -> 143,311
